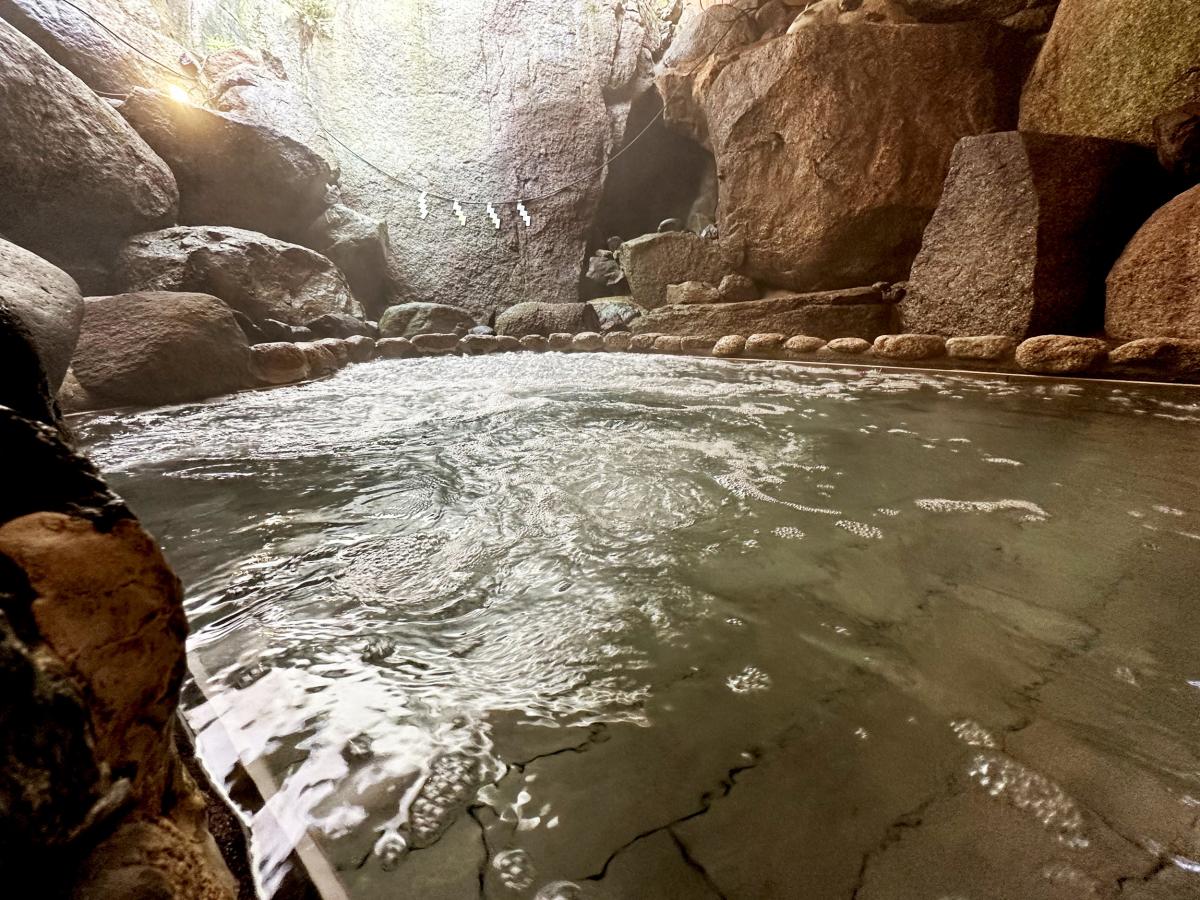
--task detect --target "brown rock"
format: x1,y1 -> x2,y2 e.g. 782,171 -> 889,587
572,332 -> 604,352
72,292 -> 251,409
945,335 -> 1017,360
547,333 -> 573,351
783,335 -> 827,355
756,0 -> 800,38
666,281 -> 721,305
494,335 -> 521,352
616,233 -> 733,309
719,274 -> 759,303
652,335 -> 683,354
745,333 -> 788,357
902,132 -> 1164,339
376,337 -> 419,359
1106,185 -> 1200,340
1108,338 -> 1200,378
411,333 -> 460,355
698,24 -> 1018,291
297,341 -> 339,374
496,302 -> 599,338
460,334 -> 499,355
118,226 -> 361,326
0,237 -> 83,391
249,342 -> 309,385
629,333 -> 660,353
603,332 -> 632,352
313,338 -> 350,367
1020,0 -> 1200,147
1015,334 -> 1108,373
345,334 -> 375,362
789,0 -> 915,28
1154,103 -> 1200,184
0,22 -> 177,291
712,335 -> 747,358
379,302 -> 474,338
662,3 -> 758,69
824,337 -> 873,355
681,336 -> 715,355
520,335 -> 549,352
120,88 -> 332,244
873,333 -> 947,360
631,287 -> 894,341
895,0 -> 1031,20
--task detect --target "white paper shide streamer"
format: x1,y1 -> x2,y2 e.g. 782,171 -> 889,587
418,191 -> 429,220
486,203 -> 501,230
517,202 -> 532,228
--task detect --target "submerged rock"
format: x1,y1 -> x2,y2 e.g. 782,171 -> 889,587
120,88 -> 332,243
0,238 -> 83,391
496,302 -> 599,338
379,302 -> 475,339
696,23 -> 1018,291
1106,185 -> 1200,340
0,22 -> 177,291
1015,335 -> 1108,374
118,226 -> 361,326
71,292 -> 252,409
616,233 -> 732,309
1020,0 -> 1200,147
903,132 -> 1163,339
250,342 -> 309,385
631,287 -> 894,341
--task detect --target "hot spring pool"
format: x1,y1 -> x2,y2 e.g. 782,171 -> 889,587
77,354 -> 1200,900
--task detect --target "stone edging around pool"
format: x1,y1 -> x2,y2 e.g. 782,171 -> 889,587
243,330 -> 1200,389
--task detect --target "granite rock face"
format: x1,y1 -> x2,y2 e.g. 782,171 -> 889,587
380,302 -> 476,338
696,23 -> 1019,291
71,291 -> 252,408
902,132 -> 1163,338
303,204 -> 393,318
631,286 -> 894,341
1020,0 -> 1200,147
120,88 -> 333,244
118,226 -> 361,326
0,238 -> 83,391
617,232 -> 733,309
1106,185 -> 1200,340
0,21 -> 178,291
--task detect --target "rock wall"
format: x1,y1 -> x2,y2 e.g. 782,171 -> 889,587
164,0 -> 665,322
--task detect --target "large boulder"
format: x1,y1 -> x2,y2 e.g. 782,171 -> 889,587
588,297 -> 644,332
379,302 -> 476,338
71,292 -> 252,408
616,232 -> 734,309
1106,185 -> 1200,340
0,0 -> 191,95
0,21 -> 178,291
117,226 -> 361,326
495,302 -> 600,338
1020,0 -> 1200,147
662,2 -> 759,69
119,88 -> 332,244
0,238 -> 83,391
902,132 -> 1164,338
302,204 -> 392,317
696,24 -> 1020,292
630,286 -> 895,341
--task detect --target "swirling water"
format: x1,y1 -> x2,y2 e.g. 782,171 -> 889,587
77,354 -> 1200,899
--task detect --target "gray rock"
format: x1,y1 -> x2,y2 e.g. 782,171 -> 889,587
307,312 -> 373,339
1154,103 -> 1200,184
250,342 -> 309,384
460,334 -> 499,354
652,335 -> 683,353
783,336 -> 827,356
629,333 -> 661,352
617,233 -> 733,309
0,22 -> 177,291
547,333 -> 573,351
945,335 -> 1018,360
120,88 -> 332,244
666,281 -> 721,305
1015,335 -> 1108,374
586,251 -> 626,290
118,226 -> 361,326
719,275 -> 759,303
572,332 -> 604,352
376,337 -> 419,359
345,335 -> 375,362
495,302 -> 599,338
378,302 -> 475,339
587,298 -> 643,333
681,335 -> 715,355
298,340 -> 339,375
520,335 -> 549,351
756,0 -> 799,38
712,335 -> 747,358
872,333 -> 947,360
0,238 -> 83,391
494,335 -> 521,352
902,132 -> 1163,339
603,332 -> 632,352
631,286 -> 894,341
662,2 -> 759,68
71,292 -> 252,408
823,337 -> 873,355
745,333 -> 788,357
411,333 -> 461,355
469,325 -> 496,336
303,204 -> 392,317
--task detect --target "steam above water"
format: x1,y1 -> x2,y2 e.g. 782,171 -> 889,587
78,355 -> 1200,898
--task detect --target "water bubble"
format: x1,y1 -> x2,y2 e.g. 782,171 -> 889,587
726,665 -> 772,694
950,719 -> 997,749
967,752 -> 1088,848
361,637 -> 396,663
835,520 -> 884,540
493,848 -> 536,891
